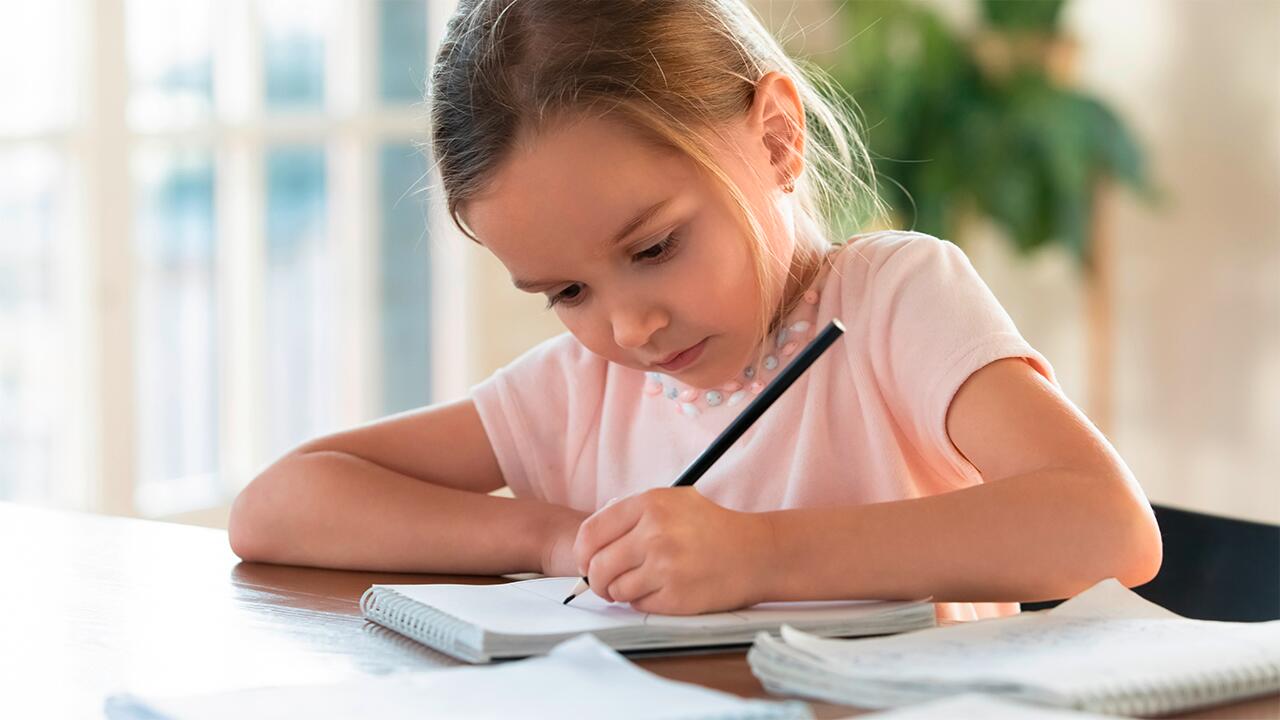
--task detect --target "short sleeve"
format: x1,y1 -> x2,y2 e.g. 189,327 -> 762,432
467,333 -> 608,505
859,234 -> 1057,485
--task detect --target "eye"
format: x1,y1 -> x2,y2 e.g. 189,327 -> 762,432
633,233 -> 680,263
546,283 -> 584,310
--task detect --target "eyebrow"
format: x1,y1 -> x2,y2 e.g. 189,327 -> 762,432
511,197 -> 672,291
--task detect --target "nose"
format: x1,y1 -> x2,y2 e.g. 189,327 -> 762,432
611,302 -> 668,350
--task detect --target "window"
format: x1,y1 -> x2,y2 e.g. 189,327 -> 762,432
0,0 -> 463,519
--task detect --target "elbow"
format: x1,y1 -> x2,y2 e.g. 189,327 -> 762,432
1121,509 -> 1164,588
228,455 -> 300,563
1107,483 -> 1164,589
227,488 -> 262,562
228,480 -> 268,562
1060,469 -> 1163,594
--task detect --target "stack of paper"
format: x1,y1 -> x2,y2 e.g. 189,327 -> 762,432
749,578 -> 1280,717
106,634 -> 813,720
858,693 -> 1132,719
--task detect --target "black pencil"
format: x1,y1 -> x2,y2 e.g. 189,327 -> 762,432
562,318 -> 846,605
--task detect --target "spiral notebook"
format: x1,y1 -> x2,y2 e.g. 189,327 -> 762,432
748,578 -> 1280,717
360,576 -> 936,663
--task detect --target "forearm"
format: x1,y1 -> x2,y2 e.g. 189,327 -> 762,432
758,469 -> 1162,604
229,450 -> 583,575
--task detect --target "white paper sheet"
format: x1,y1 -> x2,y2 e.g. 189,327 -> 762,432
106,634 -> 813,720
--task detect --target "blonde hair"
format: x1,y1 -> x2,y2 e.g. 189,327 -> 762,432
429,0 -> 886,360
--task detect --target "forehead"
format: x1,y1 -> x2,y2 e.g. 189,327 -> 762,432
461,116 -> 698,267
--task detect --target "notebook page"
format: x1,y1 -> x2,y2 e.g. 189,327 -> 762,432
376,577 -> 640,636
106,635 -> 812,720
381,577 -> 921,636
380,577 -> 773,636
1045,576 -> 1179,619
380,577 -> 791,635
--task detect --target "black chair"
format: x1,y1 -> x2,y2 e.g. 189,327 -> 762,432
1022,503 -> 1280,622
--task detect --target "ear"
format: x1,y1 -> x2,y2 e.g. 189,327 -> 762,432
748,71 -> 805,192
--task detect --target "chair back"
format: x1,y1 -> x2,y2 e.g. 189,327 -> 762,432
1133,503 -> 1279,622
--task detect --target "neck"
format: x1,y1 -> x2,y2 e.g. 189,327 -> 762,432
768,233 -> 833,336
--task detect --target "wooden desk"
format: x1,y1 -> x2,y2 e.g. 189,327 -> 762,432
5,503 -> 1275,719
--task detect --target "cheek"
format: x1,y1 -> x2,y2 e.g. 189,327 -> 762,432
558,313 -> 627,363
692,228 -> 762,321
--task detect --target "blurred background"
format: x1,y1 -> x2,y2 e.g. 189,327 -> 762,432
1,0 -> 1275,529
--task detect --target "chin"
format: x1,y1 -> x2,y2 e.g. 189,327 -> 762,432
674,360 -> 732,390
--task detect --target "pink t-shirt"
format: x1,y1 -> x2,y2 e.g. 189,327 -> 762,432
470,231 -> 1056,622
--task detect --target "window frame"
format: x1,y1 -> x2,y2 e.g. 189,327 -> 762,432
1,0 -> 466,520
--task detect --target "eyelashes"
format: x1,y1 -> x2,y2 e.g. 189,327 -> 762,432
545,232 -> 682,310
632,232 -> 679,262
546,285 -> 582,309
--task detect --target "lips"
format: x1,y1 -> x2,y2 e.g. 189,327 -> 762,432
655,337 -> 708,372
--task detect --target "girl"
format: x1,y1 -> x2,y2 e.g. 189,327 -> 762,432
229,0 -> 1161,622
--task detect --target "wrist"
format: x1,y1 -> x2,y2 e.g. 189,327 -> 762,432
746,510 -> 785,604
536,503 -> 587,576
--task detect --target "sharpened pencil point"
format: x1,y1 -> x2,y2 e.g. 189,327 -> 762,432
562,594 -> 575,605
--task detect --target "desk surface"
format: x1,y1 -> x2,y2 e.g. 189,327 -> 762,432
4,503 -> 1275,719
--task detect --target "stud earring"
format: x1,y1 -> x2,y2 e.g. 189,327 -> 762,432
781,175 -> 795,193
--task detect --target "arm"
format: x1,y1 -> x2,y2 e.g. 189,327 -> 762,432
228,397 -> 587,575
573,358 -> 1163,614
760,358 -> 1163,603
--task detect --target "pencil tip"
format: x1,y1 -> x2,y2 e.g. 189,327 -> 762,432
562,594 -> 575,605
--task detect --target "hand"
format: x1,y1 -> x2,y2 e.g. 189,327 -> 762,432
572,487 -> 773,615
539,506 -> 590,577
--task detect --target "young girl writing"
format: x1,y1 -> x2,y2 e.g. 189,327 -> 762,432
229,0 -> 1162,622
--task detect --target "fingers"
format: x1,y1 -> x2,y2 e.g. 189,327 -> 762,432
572,492 -> 646,575
604,562 -> 662,605
628,588 -> 667,615
584,528 -> 648,602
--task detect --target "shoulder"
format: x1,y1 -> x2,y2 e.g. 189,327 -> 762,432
478,331 -> 612,406
835,229 -> 966,273
823,229 -> 972,301
497,331 -> 605,375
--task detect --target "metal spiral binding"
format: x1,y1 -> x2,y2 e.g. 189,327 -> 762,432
360,587 -> 481,662
1077,658 -> 1280,717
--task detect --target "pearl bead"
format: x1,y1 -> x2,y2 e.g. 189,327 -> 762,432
644,381 -> 663,396
678,388 -> 700,403
781,341 -> 798,357
763,355 -> 779,371
750,381 -> 764,394
705,390 -> 723,406
680,402 -> 699,417
727,390 -> 748,406
790,320 -> 811,333
721,380 -> 743,392
803,289 -> 818,304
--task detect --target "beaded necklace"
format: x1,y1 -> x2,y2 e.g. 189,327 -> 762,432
642,285 -> 823,418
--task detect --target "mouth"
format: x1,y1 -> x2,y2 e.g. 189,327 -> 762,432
654,337 -> 709,372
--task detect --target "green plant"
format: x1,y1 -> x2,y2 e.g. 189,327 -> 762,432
825,0 -> 1157,263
